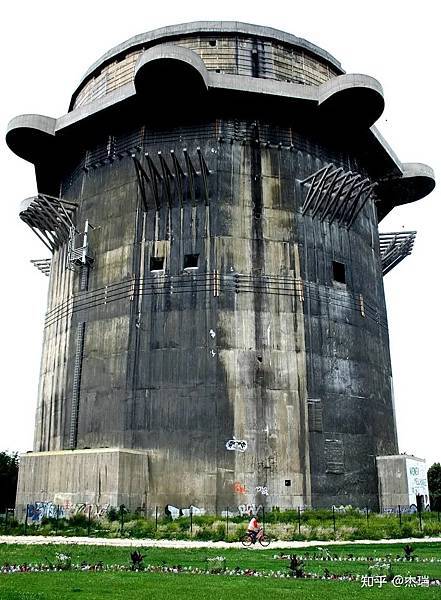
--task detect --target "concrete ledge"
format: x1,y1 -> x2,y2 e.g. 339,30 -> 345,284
318,74 -> 384,128
376,162 -> 436,217
134,45 -> 209,96
6,114 -> 56,163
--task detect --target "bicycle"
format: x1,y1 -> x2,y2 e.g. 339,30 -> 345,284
241,529 -> 271,547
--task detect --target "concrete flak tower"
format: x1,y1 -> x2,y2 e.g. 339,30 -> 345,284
7,22 -> 434,517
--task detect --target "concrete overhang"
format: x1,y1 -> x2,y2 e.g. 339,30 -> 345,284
6,114 -> 56,163
318,74 -> 384,129
134,45 -> 209,97
7,57 -> 386,143
376,162 -> 435,217
6,46 -> 435,216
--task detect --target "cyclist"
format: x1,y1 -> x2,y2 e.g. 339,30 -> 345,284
247,511 -> 262,544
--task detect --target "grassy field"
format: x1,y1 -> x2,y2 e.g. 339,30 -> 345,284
0,541 -> 440,598
1,572 -> 441,600
1,542 -> 441,577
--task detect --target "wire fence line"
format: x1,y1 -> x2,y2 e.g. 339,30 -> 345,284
1,504 -> 440,539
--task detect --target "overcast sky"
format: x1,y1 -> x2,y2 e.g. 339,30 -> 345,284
1,0 -> 439,467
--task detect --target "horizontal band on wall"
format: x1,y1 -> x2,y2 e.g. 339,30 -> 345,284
43,271 -> 385,329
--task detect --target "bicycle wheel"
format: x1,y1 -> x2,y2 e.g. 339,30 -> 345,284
259,534 -> 271,547
241,534 -> 253,547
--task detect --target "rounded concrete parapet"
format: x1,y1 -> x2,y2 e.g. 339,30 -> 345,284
318,74 -> 384,128
134,45 -> 209,98
6,114 -> 56,163
376,162 -> 435,216
402,162 -> 435,185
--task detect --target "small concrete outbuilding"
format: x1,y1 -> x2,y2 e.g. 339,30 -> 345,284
376,455 -> 430,512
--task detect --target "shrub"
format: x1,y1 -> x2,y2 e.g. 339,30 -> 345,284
107,507 -> 119,522
69,513 -> 89,528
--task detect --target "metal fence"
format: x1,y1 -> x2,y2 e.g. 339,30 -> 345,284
1,504 -> 440,538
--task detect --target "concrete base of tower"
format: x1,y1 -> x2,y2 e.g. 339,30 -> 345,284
15,448 -> 150,520
15,447 -> 311,521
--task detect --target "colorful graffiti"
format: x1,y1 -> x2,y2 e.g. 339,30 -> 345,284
27,502 -> 110,523
382,505 -> 429,515
233,482 -> 247,494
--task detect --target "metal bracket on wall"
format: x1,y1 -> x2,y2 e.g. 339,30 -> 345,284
379,231 -> 416,275
300,165 -> 377,228
30,258 -> 51,277
19,194 -> 77,253
132,148 -> 211,212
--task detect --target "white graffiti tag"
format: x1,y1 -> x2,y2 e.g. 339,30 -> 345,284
165,505 -> 205,520
238,503 -> 263,516
225,438 -> 248,452
255,486 -> 269,496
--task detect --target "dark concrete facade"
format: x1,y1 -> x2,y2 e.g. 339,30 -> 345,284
7,22 -> 435,513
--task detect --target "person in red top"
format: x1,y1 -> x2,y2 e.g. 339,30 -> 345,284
247,512 -> 262,544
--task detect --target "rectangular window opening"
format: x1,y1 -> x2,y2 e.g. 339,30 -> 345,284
150,256 -> 165,272
184,253 -> 199,270
332,260 -> 346,284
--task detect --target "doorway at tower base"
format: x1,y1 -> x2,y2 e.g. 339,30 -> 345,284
15,448 -> 151,520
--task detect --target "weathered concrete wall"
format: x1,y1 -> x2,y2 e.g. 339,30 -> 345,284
15,448 -> 150,517
29,113 -> 398,513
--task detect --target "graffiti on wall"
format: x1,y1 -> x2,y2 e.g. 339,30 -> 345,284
226,438 -> 248,452
255,486 -> 268,496
382,505 -> 431,515
406,461 -> 429,499
27,502 -> 110,523
164,505 -> 206,520
238,503 -> 263,516
257,454 -> 277,472
233,482 -> 247,494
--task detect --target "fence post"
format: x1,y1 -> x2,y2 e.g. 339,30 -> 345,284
262,506 -> 265,534
332,506 -> 336,536
87,505 -> 91,536
120,504 -> 125,536
418,507 -> 423,532
24,504 -> 29,535
366,506 -> 369,524
5,507 -> 8,531
297,506 -> 301,535
55,505 -> 59,535
226,506 -> 229,539
155,506 -> 158,531
398,505 -> 402,528
190,507 -> 193,536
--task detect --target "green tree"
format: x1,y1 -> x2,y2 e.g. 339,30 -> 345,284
428,462 -> 441,512
0,451 -> 19,511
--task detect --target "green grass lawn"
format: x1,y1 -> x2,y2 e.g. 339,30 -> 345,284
0,542 -> 440,599
0,572 -> 440,600
1,542 -> 440,575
